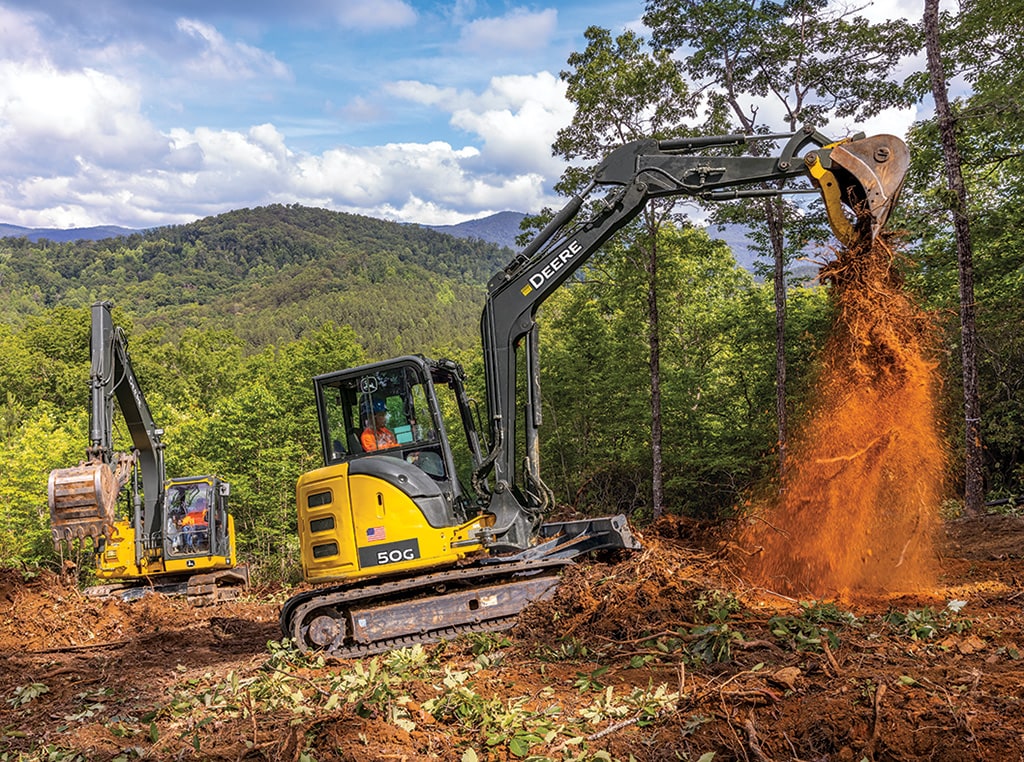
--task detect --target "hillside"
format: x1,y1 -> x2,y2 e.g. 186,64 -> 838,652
0,204 -> 512,358
0,211 -> 813,283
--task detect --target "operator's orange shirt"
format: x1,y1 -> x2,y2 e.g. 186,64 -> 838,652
181,510 -> 208,528
361,426 -> 398,451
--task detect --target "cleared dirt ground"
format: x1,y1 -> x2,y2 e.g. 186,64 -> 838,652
2,513 -> 1023,761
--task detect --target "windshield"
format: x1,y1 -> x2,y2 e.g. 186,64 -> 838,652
319,362 -> 441,463
165,481 -> 214,555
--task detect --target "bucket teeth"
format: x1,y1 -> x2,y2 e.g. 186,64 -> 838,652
47,460 -> 120,548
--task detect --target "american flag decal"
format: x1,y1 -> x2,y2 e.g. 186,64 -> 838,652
366,526 -> 386,542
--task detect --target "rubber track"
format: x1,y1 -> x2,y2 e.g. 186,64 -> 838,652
282,558 -> 570,658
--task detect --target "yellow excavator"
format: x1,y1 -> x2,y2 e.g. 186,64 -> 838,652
48,301 -> 248,602
280,127 -> 910,656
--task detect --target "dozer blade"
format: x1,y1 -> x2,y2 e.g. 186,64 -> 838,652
48,456 -> 131,546
809,134 -> 910,249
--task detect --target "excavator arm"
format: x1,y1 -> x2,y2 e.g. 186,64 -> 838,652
476,126 -> 909,549
48,301 -> 166,552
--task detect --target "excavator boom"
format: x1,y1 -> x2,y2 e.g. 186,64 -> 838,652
477,127 -> 910,549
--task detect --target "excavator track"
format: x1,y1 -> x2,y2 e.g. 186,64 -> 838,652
281,557 -> 571,658
84,565 -> 250,604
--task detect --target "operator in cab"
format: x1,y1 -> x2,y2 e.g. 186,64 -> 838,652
361,399 -> 398,451
180,495 -> 209,551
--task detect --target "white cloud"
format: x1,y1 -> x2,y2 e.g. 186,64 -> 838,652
335,0 -> 417,30
462,74 -> 571,165
459,8 -> 558,53
176,18 -> 290,81
0,6 -> 44,58
0,59 -> 168,176
852,0 -> 924,24
388,72 -> 573,176
386,81 -> 460,109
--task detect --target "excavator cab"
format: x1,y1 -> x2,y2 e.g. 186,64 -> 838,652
295,356 -> 491,586
87,474 -> 237,585
316,357 -> 465,488
162,477 -> 232,558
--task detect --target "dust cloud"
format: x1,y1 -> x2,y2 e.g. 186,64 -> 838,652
743,236 -> 944,597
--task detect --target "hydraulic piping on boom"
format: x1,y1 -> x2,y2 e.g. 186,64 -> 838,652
279,126 -> 910,656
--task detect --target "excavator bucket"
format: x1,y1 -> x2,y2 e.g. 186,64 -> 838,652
807,134 -> 910,249
48,455 -> 132,547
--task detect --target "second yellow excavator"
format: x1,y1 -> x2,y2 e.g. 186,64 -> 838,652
48,301 -> 248,602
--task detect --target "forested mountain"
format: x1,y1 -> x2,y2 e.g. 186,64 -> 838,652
0,204 -> 511,358
424,210 -> 527,250
0,223 -> 140,243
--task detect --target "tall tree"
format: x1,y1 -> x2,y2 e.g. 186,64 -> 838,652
921,0 -> 984,515
552,25 -> 704,518
643,0 -> 917,476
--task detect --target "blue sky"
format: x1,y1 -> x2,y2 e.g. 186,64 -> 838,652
0,0 -> 926,230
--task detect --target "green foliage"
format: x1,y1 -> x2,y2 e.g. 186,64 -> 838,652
538,224 -> 831,516
0,410 -> 85,564
883,601 -> 973,641
903,91 -> 1024,494
574,666 -> 610,693
694,590 -> 743,623
769,601 -> 860,652
460,631 -> 513,656
7,682 -> 49,706
644,0 -> 919,125
535,638 -> 592,663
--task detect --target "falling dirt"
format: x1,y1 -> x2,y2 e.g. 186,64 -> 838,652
742,236 -> 944,598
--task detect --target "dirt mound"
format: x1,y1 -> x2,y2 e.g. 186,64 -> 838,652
517,515 -> 731,644
0,568 -> 277,653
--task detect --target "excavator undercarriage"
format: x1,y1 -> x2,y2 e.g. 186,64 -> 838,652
282,517 -> 637,657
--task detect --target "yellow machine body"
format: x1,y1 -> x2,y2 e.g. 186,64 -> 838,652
94,514 -> 240,581
296,462 -> 490,584
48,302 -> 248,601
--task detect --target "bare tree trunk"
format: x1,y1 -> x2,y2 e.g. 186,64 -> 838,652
766,197 -> 788,478
924,0 -> 985,515
647,232 -> 665,519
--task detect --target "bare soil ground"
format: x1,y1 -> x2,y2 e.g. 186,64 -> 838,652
2,514 -> 1024,761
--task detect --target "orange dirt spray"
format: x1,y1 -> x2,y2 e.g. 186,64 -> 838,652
743,237 -> 944,597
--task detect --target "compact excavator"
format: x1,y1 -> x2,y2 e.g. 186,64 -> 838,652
280,126 -> 910,656
48,301 -> 248,602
